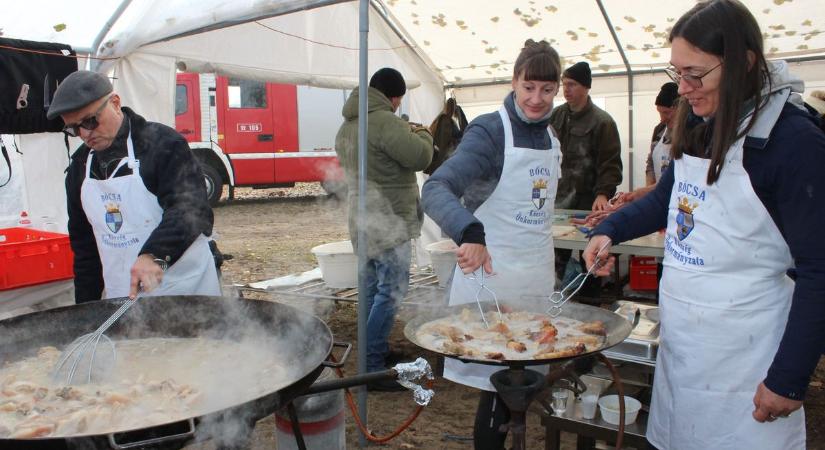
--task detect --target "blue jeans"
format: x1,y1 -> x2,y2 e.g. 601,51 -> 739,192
363,241 -> 411,372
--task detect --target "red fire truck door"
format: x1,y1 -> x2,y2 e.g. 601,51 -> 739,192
219,77 -> 276,184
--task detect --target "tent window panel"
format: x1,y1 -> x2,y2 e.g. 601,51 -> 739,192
227,78 -> 267,109
175,84 -> 188,115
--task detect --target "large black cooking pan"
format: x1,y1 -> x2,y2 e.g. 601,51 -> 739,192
0,295 -> 335,450
404,302 -> 632,366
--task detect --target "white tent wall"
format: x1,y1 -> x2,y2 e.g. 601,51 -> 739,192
0,133 -> 75,231
16,134 -> 73,232
0,135 -> 29,228
112,53 -> 179,126
111,2 -> 444,127
0,55 -> 87,231
454,58 -> 825,193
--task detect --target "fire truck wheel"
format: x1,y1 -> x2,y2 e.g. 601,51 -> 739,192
201,163 -> 224,207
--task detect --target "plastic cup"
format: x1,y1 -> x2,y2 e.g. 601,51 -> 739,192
580,392 -> 599,419
551,388 -> 570,415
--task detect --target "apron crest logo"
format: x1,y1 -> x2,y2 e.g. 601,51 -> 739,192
676,196 -> 698,240
531,178 -> 548,209
105,202 -> 123,233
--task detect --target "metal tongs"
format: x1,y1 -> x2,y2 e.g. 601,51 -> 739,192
465,269 -> 502,328
547,240 -> 611,317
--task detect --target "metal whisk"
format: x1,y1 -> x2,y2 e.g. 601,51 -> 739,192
465,269 -> 502,328
548,240 -> 611,317
52,297 -> 137,384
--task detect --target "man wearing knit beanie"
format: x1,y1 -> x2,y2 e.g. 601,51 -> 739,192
550,61 -> 622,293
647,82 -> 679,186
335,68 -> 433,390
614,81 -> 681,207
563,61 -> 592,89
369,67 -> 407,101
551,61 -> 621,211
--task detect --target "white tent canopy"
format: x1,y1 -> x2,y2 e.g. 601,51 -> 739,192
7,0 -> 825,84
3,0 -> 825,225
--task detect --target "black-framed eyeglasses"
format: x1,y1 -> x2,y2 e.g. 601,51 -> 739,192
664,62 -> 722,89
62,95 -> 113,137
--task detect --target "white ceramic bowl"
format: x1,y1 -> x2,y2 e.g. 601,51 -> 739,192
598,395 -> 642,425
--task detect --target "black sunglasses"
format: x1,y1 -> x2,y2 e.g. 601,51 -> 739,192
62,96 -> 113,137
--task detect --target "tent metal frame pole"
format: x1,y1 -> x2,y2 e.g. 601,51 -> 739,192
90,0 -> 133,71
596,0 -> 635,190
356,0 -> 370,447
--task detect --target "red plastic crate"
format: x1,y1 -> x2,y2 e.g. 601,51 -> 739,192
0,227 -> 74,290
629,256 -> 658,291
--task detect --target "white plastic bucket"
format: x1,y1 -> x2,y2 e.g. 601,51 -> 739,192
598,395 -> 642,425
311,241 -> 357,288
425,239 -> 457,287
275,368 -> 345,450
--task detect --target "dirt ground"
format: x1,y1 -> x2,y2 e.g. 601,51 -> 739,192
197,184 -> 825,450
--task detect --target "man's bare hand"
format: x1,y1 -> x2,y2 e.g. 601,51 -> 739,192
592,194 -> 610,212
129,254 -> 164,299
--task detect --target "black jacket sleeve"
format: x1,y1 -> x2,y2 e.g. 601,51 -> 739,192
65,152 -> 104,303
133,120 -> 213,265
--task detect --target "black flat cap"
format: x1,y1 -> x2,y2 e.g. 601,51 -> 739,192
47,70 -> 113,119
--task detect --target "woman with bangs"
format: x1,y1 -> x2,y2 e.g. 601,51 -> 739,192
583,1 -> 825,448
423,39 -> 563,449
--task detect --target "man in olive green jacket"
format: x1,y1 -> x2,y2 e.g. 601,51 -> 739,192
334,68 -> 433,390
550,61 -> 622,293
550,62 -> 622,212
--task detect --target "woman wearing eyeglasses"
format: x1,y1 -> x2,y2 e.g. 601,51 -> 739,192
583,1 -> 825,449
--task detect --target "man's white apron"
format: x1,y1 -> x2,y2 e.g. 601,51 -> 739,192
648,135 -> 805,449
444,107 -> 560,391
651,127 -> 671,183
80,130 -> 221,299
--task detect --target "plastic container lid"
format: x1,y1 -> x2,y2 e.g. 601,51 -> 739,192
311,240 -> 354,256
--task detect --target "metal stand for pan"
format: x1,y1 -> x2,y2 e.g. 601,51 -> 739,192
489,355 -> 627,450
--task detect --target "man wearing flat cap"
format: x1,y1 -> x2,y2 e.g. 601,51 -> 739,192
550,61 -> 622,288
50,70 -> 221,303
335,67 -> 433,391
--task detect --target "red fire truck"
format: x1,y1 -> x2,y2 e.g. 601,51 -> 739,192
175,73 -> 346,205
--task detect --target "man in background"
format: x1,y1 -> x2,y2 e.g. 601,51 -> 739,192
550,61 -> 623,289
334,68 -> 433,391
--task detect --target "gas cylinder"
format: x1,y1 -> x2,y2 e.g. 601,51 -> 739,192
275,367 -> 346,450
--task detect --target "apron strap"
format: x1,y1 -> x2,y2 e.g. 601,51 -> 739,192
498,107 -> 514,149
499,106 -> 559,150
84,122 -> 137,180
125,119 -> 138,171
